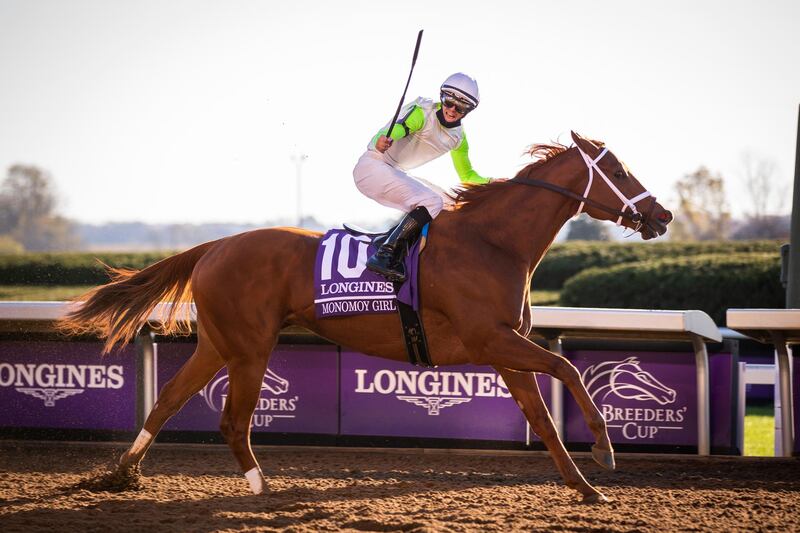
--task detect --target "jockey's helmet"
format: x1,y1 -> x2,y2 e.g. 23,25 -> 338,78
440,73 -> 480,113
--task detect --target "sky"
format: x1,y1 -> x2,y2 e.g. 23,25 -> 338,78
1,0 -> 798,228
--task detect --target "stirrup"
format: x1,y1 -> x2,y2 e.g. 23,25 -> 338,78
367,250 -> 407,282
365,206 -> 429,283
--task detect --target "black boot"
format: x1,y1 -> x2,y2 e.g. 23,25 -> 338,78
366,206 -> 432,283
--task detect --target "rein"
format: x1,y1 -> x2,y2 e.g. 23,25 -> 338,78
512,176 -> 644,224
512,146 -> 655,228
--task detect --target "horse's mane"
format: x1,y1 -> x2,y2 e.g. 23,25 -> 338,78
450,142 -> 572,209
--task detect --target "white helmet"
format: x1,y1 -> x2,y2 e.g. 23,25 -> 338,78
440,72 -> 480,111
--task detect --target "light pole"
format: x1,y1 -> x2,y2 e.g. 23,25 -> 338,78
291,153 -> 308,227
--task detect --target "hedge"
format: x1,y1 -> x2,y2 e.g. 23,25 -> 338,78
533,240 -> 782,290
0,240 -> 785,291
558,253 -> 784,325
0,252 -> 174,285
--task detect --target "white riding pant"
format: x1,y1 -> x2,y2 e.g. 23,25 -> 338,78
353,151 -> 451,218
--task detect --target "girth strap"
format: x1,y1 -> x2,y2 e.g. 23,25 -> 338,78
394,281 -> 434,367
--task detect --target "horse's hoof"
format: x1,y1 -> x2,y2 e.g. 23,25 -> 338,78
75,464 -> 143,492
591,444 -> 616,470
582,492 -> 610,504
245,467 -> 268,495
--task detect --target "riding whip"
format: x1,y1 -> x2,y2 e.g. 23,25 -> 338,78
386,30 -> 423,140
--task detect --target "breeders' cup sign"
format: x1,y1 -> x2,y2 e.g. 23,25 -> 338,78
341,351 -> 529,442
199,368 -> 296,428
160,344 -> 338,434
0,341 -> 136,430
565,351 -> 697,446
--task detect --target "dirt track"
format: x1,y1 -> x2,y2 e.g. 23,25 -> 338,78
1,440 -> 799,532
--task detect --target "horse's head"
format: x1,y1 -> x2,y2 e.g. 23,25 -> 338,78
569,131 -> 672,240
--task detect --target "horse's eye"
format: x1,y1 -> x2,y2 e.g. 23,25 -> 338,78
614,170 -> 625,180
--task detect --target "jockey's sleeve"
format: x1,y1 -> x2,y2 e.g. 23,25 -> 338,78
451,133 -> 491,184
370,105 -> 425,147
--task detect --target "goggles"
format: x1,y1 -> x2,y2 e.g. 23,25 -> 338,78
440,92 -> 474,115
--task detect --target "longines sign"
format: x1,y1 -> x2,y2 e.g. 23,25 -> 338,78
340,351 -> 530,441
0,341 -> 136,430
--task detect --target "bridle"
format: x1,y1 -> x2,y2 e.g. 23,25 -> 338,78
514,146 -> 656,231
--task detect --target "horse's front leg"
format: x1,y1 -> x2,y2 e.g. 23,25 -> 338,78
468,329 -> 614,470
496,366 -> 607,503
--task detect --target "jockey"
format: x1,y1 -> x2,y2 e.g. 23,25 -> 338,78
353,72 -> 491,283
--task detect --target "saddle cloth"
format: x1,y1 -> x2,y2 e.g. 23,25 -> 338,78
313,227 -> 426,319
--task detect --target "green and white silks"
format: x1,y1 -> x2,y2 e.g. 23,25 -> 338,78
353,97 -> 489,218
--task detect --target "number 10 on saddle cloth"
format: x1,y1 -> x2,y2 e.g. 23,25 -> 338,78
313,227 -> 425,319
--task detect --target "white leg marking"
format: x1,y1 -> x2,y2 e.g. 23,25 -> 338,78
129,429 -> 153,456
245,467 -> 265,495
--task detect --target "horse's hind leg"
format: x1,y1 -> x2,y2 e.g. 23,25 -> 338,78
218,351 -> 272,494
496,367 -> 607,503
118,321 -> 225,470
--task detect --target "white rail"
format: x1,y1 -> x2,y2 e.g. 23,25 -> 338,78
727,309 -> 800,457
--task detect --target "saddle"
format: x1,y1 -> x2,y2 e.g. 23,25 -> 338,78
314,221 -> 433,367
342,223 -> 389,248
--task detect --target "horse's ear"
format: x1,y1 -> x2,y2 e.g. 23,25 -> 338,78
571,131 -> 600,155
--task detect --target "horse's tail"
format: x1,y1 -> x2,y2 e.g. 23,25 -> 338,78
58,240 -> 219,354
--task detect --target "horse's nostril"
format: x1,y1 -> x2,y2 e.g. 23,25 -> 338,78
657,210 -> 673,224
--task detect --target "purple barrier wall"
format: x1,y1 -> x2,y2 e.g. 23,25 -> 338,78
0,337 -> 741,452
340,351 -> 529,442
564,350 -> 698,446
709,353 -> 737,452
158,344 -> 339,434
0,341 -> 136,430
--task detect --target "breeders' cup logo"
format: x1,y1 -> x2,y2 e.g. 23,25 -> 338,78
582,357 -> 687,440
0,363 -> 124,407
354,368 -> 511,415
199,368 -> 297,428
583,357 -> 676,405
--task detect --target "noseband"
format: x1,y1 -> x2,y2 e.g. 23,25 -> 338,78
514,146 -> 656,230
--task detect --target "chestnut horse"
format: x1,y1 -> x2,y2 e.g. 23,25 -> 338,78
60,131 -> 672,503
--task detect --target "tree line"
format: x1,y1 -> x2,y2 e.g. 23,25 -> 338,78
1,155 -> 791,252
567,152 -> 789,241
0,165 -> 77,253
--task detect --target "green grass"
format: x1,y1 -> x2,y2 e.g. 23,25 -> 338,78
531,290 -> 560,306
0,285 -> 95,301
745,403 -> 775,457
7,287 -> 559,305
7,287 -> 564,306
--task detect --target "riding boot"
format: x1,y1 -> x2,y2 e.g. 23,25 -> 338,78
367,206 -> 432,283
